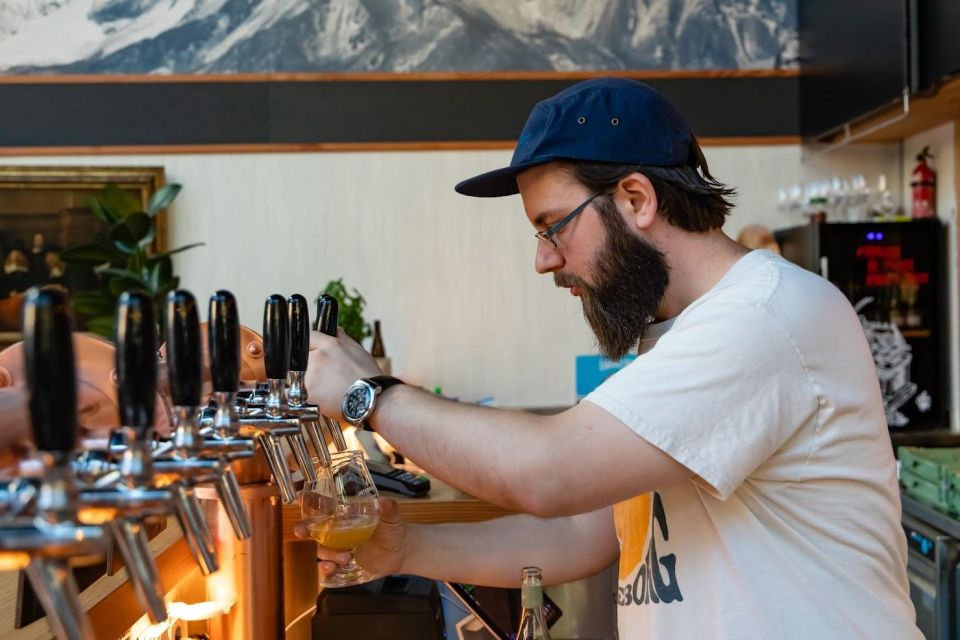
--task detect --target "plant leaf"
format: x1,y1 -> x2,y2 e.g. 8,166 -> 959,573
85,196 -> 118,225
84,315 -> 116,340
137,224 -> 156,249
72,291 -> 116,317
147,183 -> 181,216
59,243 -> 118,266
156,242 -> 204,258
108,211 -> 151,247
146,256 -> 173,292
102,184 -> 143,220
100,267 -> 147,284
108,276 -> 145,297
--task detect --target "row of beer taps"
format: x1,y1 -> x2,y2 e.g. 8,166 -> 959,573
0,286 -> 350,640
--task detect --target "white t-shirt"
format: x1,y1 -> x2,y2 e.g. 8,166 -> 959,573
585,250 -> 920,640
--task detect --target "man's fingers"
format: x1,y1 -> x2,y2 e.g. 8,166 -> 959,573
379,497 -> 401,524
319,561 -> 339,576
317,548 -> 352,564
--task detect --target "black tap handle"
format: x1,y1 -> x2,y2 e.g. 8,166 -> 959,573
22,287 -> 77,454
263,294 -> 289,380
314,294 -> 339,337
165,290 -> 202,407
115,291 -> 157,434
288,294 -> 310,372
208,290 -> 240,393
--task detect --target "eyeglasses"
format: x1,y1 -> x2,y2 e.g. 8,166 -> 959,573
534,192 -> 604,249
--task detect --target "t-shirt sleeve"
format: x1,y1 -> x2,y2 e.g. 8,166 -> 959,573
584,302 -> 819,500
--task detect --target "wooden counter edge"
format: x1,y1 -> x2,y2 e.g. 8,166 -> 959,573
86,538 -> 195,639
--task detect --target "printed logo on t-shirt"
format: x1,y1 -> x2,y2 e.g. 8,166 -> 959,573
614,491 -> 682,607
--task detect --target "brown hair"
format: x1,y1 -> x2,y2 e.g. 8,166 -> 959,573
563,139 -> 736,232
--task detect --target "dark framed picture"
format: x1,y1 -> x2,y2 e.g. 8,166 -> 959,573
0,166 -> 168,347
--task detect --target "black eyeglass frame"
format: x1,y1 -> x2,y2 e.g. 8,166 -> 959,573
534,192 -> 605,249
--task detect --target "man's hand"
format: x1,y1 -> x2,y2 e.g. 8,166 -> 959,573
306,328 -> 382,420
294,497 -> 407,578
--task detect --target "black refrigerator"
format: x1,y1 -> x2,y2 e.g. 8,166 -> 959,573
775,220 -> 948,431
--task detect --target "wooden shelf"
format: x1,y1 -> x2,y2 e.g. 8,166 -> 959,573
824,75 -> 960,144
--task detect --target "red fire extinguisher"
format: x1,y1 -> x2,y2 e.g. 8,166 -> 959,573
911,146 -> 936,219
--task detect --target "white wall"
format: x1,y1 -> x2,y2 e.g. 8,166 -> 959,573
0,143 -> 906,406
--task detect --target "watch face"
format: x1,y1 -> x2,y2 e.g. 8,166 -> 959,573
344,383 -> 374,422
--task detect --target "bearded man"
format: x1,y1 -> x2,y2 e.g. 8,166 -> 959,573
305,78 -> 920,639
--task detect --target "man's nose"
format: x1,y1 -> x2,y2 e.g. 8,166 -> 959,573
535,239 -> 564,274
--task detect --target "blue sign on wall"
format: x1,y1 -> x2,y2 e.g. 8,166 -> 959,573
576,354 -> 636,399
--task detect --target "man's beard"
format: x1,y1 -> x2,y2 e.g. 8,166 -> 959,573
555,202 -> 670,359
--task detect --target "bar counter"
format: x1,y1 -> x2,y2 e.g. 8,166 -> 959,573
1,475 -> 513,639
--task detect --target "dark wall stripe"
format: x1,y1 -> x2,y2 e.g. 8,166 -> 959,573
0,77 -> 798,148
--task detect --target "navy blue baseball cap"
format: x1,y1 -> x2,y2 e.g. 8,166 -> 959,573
455,77 -> 694,198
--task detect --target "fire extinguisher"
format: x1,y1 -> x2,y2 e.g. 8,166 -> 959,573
911,146 -> 936,219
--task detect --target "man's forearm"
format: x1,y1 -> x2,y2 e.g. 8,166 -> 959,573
400,508 -> 617,588
370,385 -> 553,513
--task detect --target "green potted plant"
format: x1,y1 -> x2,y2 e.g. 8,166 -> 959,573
58,183 -> 202,339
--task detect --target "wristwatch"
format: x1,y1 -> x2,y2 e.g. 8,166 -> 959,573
341,375 -> 404,426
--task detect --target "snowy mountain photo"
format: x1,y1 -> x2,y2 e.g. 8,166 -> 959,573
0,0 -> 797,75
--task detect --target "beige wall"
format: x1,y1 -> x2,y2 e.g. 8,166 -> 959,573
0,143 -> 909,406
901,122 -> 958,430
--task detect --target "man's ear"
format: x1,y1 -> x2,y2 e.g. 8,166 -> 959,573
615,172 -> 658,231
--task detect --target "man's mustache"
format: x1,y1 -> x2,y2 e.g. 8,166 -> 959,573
554,272 -> 589,290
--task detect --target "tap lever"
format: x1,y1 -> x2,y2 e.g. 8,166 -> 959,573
314,294 -> 339,336
22,287 -> 77,457
263,294 -> 290,381
115,291 -> 157,436
288,294 -> 310,408
25,558 -> 95,640
165,290 -> 203,408
303,419 -> 331,467
171,484 -> 218,575
110,519 -> 167,623
209,290 -> 241,393
287,432 -> 318,483
313,294 -> 349,450
255,432 -> 297,504
288,294 -> 310,372
215,465 -> 252,539
324,416 -> 349,453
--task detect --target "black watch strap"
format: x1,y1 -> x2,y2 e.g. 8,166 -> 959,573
367,375 -> 404,392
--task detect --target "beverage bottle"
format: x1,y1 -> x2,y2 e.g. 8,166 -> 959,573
515,566 -> 551,640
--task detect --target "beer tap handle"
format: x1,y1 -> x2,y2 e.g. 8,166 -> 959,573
22,287 -> 77,457
24,559 -> 95,640
115,291 -> 157,437
312,295 -> 350,450
288,294 -> 309,373
208,290 -> 240,394
314,294 -> 338,336
263,294 -> 289,381
165,290 -> 203,408
287,293 -> 311,414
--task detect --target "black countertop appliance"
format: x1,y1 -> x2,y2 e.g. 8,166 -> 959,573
775,220 -> 948,431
